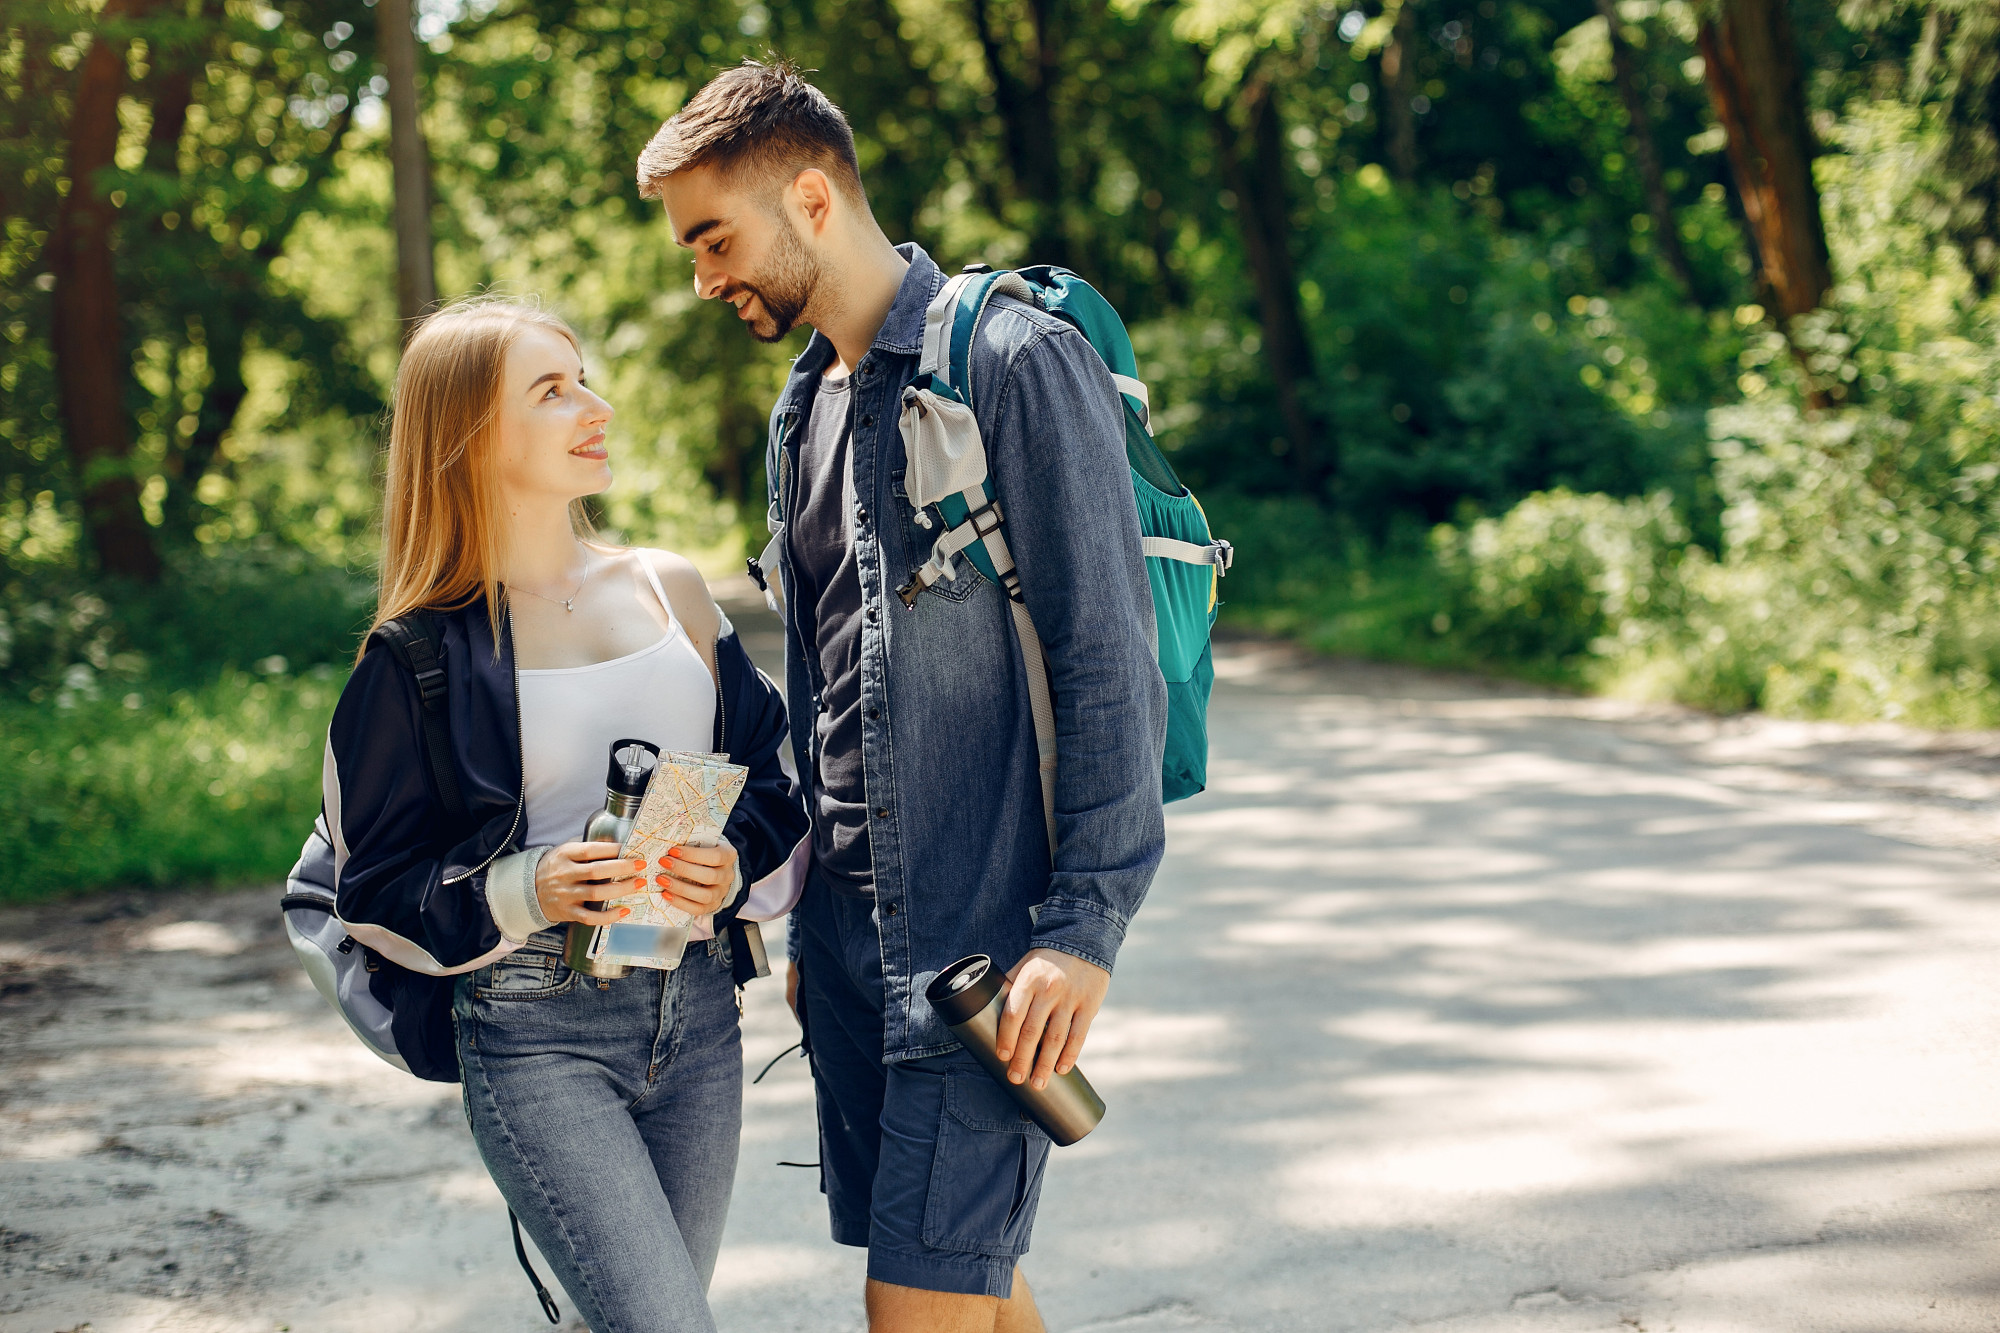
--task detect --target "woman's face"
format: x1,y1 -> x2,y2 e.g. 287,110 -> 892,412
492,325 -> 615,510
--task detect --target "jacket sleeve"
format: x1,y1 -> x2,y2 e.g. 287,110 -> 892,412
715,618 -> 810,917
323,639 -> 515,973
984,318 -> 1169,975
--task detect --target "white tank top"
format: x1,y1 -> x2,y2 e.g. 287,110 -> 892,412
517,552 -> 715,850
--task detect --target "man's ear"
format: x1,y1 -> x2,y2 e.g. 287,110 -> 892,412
790,168 -> 836,235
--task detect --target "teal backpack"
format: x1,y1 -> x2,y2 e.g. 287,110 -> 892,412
893,264 -> 1232,840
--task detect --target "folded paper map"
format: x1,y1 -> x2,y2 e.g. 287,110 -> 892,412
590,750 -> 748,971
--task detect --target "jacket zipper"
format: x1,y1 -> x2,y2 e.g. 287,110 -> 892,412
442,603 -> 525,885
714,647 -> 728,754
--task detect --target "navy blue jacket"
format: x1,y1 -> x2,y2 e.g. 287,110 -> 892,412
292,597 -> 806,980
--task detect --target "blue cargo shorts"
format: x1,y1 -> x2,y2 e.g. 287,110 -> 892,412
794,871 -> 1052,1298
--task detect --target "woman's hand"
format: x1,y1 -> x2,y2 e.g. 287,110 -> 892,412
653,841 -> 739,917
534,842 -> 648,926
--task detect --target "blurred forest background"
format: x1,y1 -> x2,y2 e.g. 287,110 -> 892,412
6,0 -> 2000,898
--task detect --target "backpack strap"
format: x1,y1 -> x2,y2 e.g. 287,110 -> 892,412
902,267 -> 1058,852
376,612 -> 471,828
1141,535 -> 1235,573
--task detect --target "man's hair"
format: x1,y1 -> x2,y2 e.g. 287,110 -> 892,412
636,59 -> 867,208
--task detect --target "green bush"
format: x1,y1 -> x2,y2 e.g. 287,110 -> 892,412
0,666 -> 335,902
1218,102 -> 2000,728
0,545 -> 361,902
1141,176 -> 1733,533
0,544 -> 373,699
1431,489 -> 1687,676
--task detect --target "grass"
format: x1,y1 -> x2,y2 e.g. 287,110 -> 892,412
0,668 -> 337,904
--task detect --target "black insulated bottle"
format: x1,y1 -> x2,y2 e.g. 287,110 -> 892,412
926,954 -> 1106,1146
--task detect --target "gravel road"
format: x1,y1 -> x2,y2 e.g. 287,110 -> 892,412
6,592 -> 2000,1332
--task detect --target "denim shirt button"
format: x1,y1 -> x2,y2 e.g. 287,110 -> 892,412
868,707 -> 880,719
875,807 -> 889,818
866,606 -> 879,623
883,901 -> 899,916
859,414 -> 876,429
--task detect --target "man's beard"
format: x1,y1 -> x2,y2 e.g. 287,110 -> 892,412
727,221 -> 820,343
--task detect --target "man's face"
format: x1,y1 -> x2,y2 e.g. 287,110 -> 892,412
657,165 -> 821,343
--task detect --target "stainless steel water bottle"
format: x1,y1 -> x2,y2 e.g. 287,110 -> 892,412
562,738 -> 660,979
925,954 -> 1106,1146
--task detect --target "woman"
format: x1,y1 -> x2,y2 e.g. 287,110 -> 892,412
313,298 -> 806,1331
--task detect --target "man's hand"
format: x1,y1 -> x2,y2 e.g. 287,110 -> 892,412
995,948 -> 1110,1091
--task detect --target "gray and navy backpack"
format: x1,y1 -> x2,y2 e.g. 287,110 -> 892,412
894,264 -> 1232,841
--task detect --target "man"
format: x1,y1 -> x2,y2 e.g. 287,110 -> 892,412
637,60 -> 1166,1333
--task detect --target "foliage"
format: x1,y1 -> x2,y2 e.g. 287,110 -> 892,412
1218,101 -> 2000,728
2,0 -> 381,560
8,0 -> 2000,899
1145,175 -> 1734,534
0,666 -> 333,902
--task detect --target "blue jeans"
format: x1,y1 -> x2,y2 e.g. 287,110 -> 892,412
455,929 -> 742,1333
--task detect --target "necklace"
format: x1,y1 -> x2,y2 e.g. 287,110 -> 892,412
511,560 -> 590,613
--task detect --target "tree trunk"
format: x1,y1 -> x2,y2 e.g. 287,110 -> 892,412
50,0 -> 162,583
966,0 -> 1069,266
1595,0 -> 1700,301
1211,74 -> 1321,486
378,0 -> 437,332
1696,0 -> 1831,322
1381,0 -> 1419,182
163,313 -> 246,538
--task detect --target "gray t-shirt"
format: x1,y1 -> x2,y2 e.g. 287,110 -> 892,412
787,372 -> 874,891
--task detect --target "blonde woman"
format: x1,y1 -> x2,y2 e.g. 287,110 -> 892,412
287,300 -> 807,1331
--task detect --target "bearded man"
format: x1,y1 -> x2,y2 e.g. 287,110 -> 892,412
638,60 -> 1166,1333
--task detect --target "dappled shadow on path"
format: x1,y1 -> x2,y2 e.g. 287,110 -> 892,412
1025,647 -> 2000,1332
6,629 -> 2000,1332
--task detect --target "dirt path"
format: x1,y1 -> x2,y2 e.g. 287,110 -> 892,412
6,617 -> 2000,1332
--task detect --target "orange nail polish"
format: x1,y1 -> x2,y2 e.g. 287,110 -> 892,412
668,848 -> 683,860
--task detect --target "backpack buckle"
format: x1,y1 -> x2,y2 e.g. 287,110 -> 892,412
965,499 -> 1004,537
412,665 -> 448,710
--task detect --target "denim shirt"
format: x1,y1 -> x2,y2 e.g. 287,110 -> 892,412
768,244 -> 1168,1060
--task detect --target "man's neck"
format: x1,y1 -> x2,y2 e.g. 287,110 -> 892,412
812,232 -> 910,376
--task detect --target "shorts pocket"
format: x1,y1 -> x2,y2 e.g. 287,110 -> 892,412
920,1069 -> 1051,1257
473,938 -> 577,1001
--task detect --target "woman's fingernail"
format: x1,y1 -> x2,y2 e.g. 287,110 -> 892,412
667,847 -> 683,860
619,908 -> 632,918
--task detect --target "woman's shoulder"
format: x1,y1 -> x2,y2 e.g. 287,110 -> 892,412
626,546 -> 720,644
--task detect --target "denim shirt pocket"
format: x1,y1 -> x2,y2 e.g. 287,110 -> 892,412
890,468 -> 987,605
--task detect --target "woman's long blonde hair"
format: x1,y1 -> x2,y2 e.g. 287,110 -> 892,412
365,298 -> 594,658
